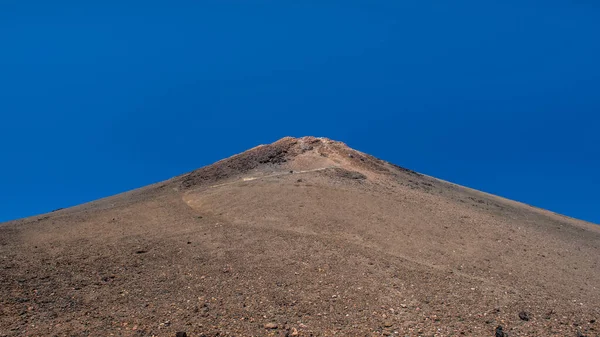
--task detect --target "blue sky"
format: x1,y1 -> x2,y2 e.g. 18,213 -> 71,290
1,1 -> 599,224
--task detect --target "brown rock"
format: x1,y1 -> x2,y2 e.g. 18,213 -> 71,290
264,322 -> 278,329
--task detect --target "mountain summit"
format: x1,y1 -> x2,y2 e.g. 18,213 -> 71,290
1,137 -> 599,336
177,136 -> 409,188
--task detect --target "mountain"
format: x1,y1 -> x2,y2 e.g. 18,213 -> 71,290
1,136 -> 599,336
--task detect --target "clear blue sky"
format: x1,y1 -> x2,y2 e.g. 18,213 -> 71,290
1,1 -> 599,224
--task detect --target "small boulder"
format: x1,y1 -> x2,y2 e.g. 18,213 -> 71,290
264,322 -> 278,329
519,311 -> 530,321
495,325 -> 505,337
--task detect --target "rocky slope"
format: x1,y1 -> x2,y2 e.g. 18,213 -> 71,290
1,136 -> 599,336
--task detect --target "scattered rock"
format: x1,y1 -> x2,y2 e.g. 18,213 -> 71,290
200,302 -> 210,317
299,143 -> 313,152
576,330 -> 587,337
290,327 -> 299,336
264,323 -> 278,329
331,168 -> 366,180
519,311 -> 531,321
383,321 -> 393,327
181,137 -> 294,188
495,325 -> 505,337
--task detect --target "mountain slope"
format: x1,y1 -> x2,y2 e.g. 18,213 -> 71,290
1,136 -> 599,336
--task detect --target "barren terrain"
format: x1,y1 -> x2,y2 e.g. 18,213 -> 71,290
1,136 -> 599,336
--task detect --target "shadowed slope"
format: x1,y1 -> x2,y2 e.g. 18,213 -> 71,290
1,137 -> 599,336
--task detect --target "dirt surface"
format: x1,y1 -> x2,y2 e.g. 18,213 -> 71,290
1,136 -> 599,337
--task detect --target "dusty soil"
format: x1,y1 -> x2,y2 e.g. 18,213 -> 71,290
1,136 -> 599,337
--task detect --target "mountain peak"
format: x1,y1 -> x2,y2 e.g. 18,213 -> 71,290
178,136 -> 400,188
2,136 -> 599,336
